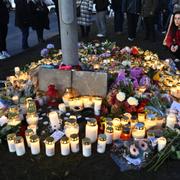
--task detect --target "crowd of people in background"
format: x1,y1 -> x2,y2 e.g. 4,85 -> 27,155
0,0 -> 180,63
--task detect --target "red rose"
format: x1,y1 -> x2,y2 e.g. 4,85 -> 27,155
131,47 -> 139,55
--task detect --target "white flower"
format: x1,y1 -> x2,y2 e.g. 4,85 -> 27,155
122,60 -> 131,67
116,92 -> 126,102
46,44 -> 55,49
127,97 -> 139,106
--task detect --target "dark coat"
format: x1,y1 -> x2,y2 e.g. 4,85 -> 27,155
15,0 -> 30,28
141,0 -> 158,17
28,0 -> 49,30
111,0 -> 124,12
94,0 -> 109,12
0,0 -> 9,25
124,0 -> 141,14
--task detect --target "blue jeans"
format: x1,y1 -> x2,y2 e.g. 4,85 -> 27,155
96,11 -> 107,35
113,11 -> 124,32
20,26 -> 29,49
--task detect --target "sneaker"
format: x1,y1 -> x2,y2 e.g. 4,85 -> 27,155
162,31 -> 166,34
128,37 -> 134,41
2,51 -> 11,58
0,52 -> 7,60
97,33 -> 105,37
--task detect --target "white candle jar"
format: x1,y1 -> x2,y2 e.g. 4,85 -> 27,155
132,122 -> 146,139
27,124 -> 37,134
7,133 -> 16,152
166,112 -> 177,129
97,134 -> 106,154
44,136 -> 55,157
113,126 -> 122,140
130,115 -> 138,128
82,96 -> 93,108
14,136 -> 25,156
30,135 -> 40,155
145,114 -> 157,130
49,111 -> 61,130
138,113 -> 145,122
58,103 -> 66,114
120,116 -> 129,126
26,113 -> 39,125
64,119 -> 79,138
105,127 -> 113,144
25,129 -> 34,147
112,118 -> 121,127
85,118 -> 98,143
60,136 -> 70,156
82,138 -> 92,157
94,97 -> 102,116
70,134 -> 79,153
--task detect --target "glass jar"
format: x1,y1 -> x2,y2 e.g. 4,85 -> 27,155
112,118 -> 121,127
7,133 -> 16,152
70,134 -> 79,153
97,134 -> 106,153
121,115 -> 129,126
113,125 -> 122,140
120,125 -> 131,141
26,113 -> 39,126
14,136 -> 25,156
30,135 -> 40,155
145,113 -> 157,130
105,126 -> 113,144
130,115 -> 138,127
26,98 -> 37,114
60,136 -> 70,156
25,129 -> 34,147
64,119 -> 79,138
82,137 -> 91,157
44,136 -> 55,157
132,122 -> 146,139
85,118 -> 98,143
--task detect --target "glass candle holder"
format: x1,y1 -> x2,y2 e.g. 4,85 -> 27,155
30,135 -> 40,155
105,126 -> 113,144
14,136 -> 25,156
64,119 -> 79,138
93,97 -> 102,116
70,134 -> 79,153
138,113 -> 145,122
85,118 -> 98,143
44,136 -> 55,157
113,126 -> 122,140
120,125 -> 131,141
26,113 -> 39,126
130,115 -> 138,127
132,122 -> 146,139
7,133 -> 16,152
120,115 -> 129,126
97,134 -> 106,154
60,136 -> 70,156
25,129 -> 34,147
82,138 -> 91,157
145,114 -> 157,130
112,118 -> 121,127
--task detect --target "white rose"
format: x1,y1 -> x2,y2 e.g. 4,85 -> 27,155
127,97 -> 139,106
122,60 -> 131,67
116,92 -> 126,102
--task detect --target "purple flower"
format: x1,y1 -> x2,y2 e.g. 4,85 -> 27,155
139,75 -> 151,88
46,44 -> 55,49
116,69 -> 126,83
99,52 -> 111,58
132,77 -> 139,89
130,67 -> 143,79
40,48 -> 49,57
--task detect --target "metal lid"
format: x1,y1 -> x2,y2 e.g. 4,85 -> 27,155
25,129 -> 34,136
131,115 -> 137,121
121,115 -> 129,121
70,134 -> 79,141
14,136 -> 23,144
114,125 -> 122,131
60,136 -> 69,144
82,137 -> 91,145
45,137 -> 54,144
30,135 -> 39,143
134,122 -> 145,130
106,126 -> 113,133
65,118 -> 77,125
87,118 -> 97,126
7,133 -> 16,141
146,114 -> 156,121
98,134 -> 106,141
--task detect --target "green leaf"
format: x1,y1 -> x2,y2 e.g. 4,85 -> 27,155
176,151 -> 180,159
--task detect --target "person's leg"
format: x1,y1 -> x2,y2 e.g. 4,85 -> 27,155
143,17 -> 150,40
80,25 -> 85,37
20,26 -> 29,49
98,11 -> 107,36
149,16 -> 156,42
132,14 -> 139,39
85,26 -> 91,37
127,13 -> 134,39
114,11 -> 124,33
36,28 -> 44,43
96,12 -> 101,34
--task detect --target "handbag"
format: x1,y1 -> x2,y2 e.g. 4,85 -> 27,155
77,0 -> 83,17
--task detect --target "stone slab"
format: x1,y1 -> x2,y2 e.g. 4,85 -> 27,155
37,68 -> 107,97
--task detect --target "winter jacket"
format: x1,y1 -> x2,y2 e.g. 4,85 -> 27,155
15,0 -> 30,28
94,0 -> 109,12
28,0 -> 49,30
0,0 -> 9,24
111,0 -> 124,12
124,0 -> 141,14
141,0 -> 158,17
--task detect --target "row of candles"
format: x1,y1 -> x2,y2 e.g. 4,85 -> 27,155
7,131 -> 107,157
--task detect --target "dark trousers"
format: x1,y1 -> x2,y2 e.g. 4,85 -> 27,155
0,23 -> 8,52
144,16 -> 156,41
80,25 -> 90,37
20,26 -> 29,49
113,11 -> 124,32
36,28 -> 44,42
127,13 -> 139,39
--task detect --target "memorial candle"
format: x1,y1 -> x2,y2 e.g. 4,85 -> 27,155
14,136 -> 25,156
70,134 -> 79,153
82,138 -> 91,157
25,129 -> 34,147
60,136 -> 70,156
7,133 -> 16,152
30,135 -> 40,155
105,127 -> 113,144
97,134 -> 106,153
44,137 -> 55,157
49,111 -> 60,130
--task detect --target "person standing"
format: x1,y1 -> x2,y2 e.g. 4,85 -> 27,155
77,0 -> 93,38
15,0 -> 31,49
28,0 -> 50,43
141,0 -> 158,42
124,0 -> 141,41
0,0 -> 11,59
111,0 -> 124,34
94,0 -> 109,37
